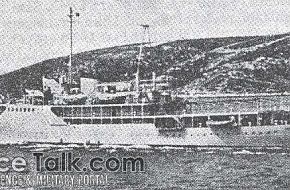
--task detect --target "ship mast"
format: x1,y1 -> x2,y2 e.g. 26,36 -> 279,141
136,24 -> 150,94
67,7 -> 79,86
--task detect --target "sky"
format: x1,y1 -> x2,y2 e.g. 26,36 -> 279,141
0,0 -> 289,74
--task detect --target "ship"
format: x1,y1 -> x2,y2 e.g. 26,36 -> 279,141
1,92 -> 290,147
0,8 -> 290,147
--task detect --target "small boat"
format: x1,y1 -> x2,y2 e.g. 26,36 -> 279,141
206,118 -> 237,128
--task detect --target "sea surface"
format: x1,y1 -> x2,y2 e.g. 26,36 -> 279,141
0,144 -> 289,190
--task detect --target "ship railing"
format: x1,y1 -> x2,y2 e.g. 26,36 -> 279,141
52,100 -> 290,119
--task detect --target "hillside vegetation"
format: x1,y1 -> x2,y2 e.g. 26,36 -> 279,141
1,33 -> 290,98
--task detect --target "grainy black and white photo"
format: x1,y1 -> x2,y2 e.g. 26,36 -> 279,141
0,0 -> 289,189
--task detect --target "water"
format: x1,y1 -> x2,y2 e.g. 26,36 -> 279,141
0,145 -> 289,189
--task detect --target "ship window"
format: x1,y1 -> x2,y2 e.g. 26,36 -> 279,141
191,134 -> 193,136
7,108 -> 10,111
216,133 -> 219,136
266,131 -> 270,134
15,108 -> 18,112
27,108 -> 30,112
203,133 -> 206,136
210,133 -> 213,135
259,132 -> 263,135
274,130 -> 278,133
252,132 -> 256,135
23,108 -> 26,112
32,108 -> 35,112
245,132 -> 248,135
20,108 -> 22,112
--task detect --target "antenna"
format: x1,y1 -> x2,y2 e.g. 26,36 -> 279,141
68,7 -> 80,86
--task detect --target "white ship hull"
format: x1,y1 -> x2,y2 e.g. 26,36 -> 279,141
0,104 -> 289,147
53,124 -> 290,147
0,122 -> 289,147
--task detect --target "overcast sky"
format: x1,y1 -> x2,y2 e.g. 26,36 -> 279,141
0,0 -> 289,74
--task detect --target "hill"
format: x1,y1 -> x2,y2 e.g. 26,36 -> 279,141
1,33 -> 290,98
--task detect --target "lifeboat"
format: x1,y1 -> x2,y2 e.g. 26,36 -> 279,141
206,117 -> 237,128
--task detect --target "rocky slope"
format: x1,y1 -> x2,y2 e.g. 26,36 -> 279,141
0,33 -> 290,98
